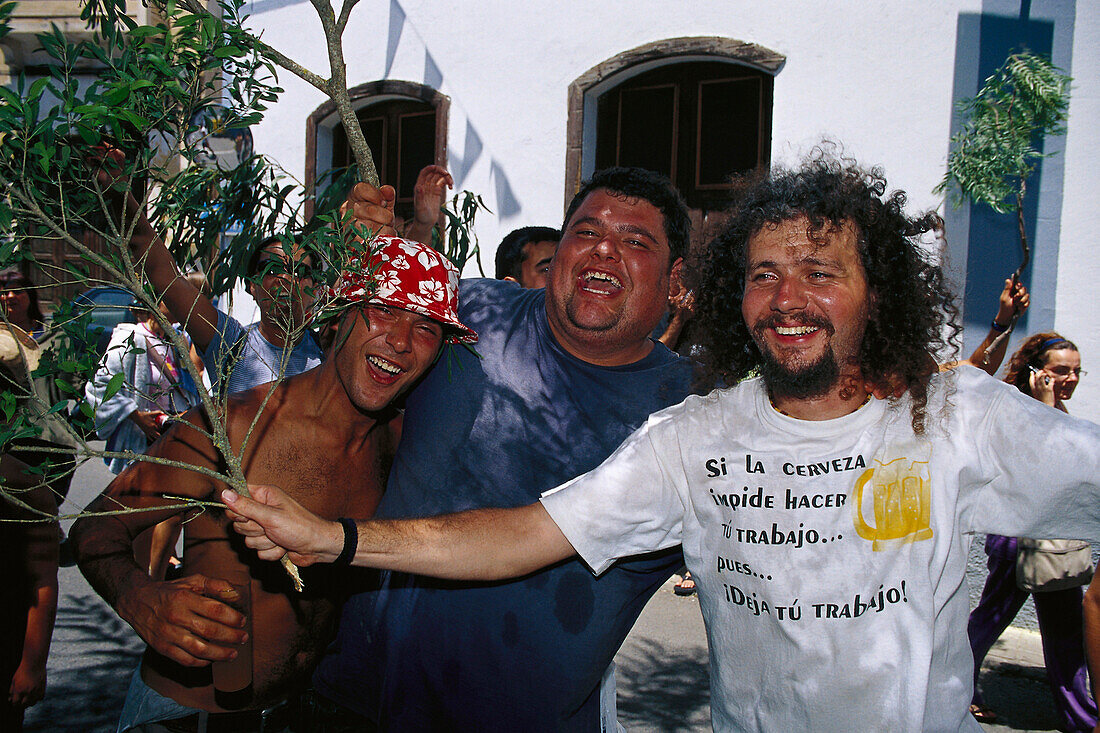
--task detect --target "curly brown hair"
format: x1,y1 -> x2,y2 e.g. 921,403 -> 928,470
1003,332 -> 1077,396
689,153 -> 960,434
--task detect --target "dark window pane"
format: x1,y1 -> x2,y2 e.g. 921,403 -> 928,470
617,85 -> 677,179
398,112 -> 436,201
697,78 -> 761,185
332,115 -> 385,174
360,116 -> 386,176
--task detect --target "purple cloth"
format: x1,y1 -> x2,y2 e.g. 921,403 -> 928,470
968,534 -> 1098,731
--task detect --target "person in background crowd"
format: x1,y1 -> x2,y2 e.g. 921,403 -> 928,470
967,333 -> 1095,729
84,299 -> 200,475
0,272 -> 78,504
0,453 -> 58,733
494,226 -> 561,289
97,149 -> 322,398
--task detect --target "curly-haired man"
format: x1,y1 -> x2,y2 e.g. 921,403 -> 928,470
224,155 -> 1100,732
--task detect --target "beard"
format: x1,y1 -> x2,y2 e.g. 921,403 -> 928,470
759,346 -> 840,400
752,314 -> 841,400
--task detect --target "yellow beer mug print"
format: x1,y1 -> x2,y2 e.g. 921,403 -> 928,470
851,457 -> 933,551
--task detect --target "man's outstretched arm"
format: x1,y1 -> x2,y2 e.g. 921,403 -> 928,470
222,485 -> 576,580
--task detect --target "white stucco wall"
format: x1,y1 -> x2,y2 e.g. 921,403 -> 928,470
244,0 -> 977,231
1056,1 -> 1099,418
240,0 -> 1096,412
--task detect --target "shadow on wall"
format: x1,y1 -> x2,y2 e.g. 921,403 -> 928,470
386,0 -> 522,220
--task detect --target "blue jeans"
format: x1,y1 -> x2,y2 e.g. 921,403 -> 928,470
117,665 -> 198,732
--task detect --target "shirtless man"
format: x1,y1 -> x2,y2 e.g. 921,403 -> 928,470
70,236 -> 476,732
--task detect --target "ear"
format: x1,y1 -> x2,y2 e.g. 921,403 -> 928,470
667,258 -> 684,299
503,276 -> 520,284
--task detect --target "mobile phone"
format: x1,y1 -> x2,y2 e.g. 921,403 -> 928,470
1029,365 -> 1051,385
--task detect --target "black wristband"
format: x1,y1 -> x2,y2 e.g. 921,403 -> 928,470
990,319 -> 1008,333
334,518 -> 358,566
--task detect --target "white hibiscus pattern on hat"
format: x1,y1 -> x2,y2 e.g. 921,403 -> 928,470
377,268 -> 402,290
416,249 -> 439,271
419,278 -> 445,302
404,291 -> 431,307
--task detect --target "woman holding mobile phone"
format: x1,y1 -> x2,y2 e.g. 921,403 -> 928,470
967,333 -> 1091,729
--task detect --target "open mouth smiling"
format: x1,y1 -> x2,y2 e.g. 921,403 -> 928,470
774,325 -> 819,337
579,270 -> 623,294
368,354 -> 403,376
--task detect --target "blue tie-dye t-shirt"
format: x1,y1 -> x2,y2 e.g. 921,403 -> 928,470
314,278 -> 695,731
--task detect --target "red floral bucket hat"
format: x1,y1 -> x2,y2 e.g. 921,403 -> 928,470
321,236 -> 477,344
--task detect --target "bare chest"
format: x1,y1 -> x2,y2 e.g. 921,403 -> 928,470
242,434 -> 389,519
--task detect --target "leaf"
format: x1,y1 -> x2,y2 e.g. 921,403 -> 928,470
45,401 -> 69,416
212,45 -> 244,59
102,372 -> 126,401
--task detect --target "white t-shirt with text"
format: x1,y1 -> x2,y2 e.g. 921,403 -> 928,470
541,366 -> 1100,732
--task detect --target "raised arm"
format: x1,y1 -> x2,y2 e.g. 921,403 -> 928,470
403,164 -> 453,245
70,415 -> 246,667
222,484 -> 575,580
114,190 -> 221,351
341,181 -> 399,239
964,278 -> 1030,375
658,287 -> 694,351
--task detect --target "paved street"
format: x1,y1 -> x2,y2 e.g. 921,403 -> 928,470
22,450 -> 1076,731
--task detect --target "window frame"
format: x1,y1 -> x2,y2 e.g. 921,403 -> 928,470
304,81 -> 449,220
565,37 -> 785,210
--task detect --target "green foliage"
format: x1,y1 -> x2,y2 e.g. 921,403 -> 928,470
435,191 -> 490,274
0,0 -> 354,529
0,0 -> 487,556
936,50 -> 1071,214
0,0 -> 281,261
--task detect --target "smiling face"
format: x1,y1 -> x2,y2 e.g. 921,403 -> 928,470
1041,347 -> 1082,403
333,303 -> 444,414
249,242 -> 316,334
741,217 -> 872,400
545,188 -> 680,366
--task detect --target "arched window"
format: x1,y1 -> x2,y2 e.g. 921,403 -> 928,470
595,62 -> 772,209
567,38 -> 784,247
306,81 -> 449,222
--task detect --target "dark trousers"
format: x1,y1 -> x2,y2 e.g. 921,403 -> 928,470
968,535 -> 1098,731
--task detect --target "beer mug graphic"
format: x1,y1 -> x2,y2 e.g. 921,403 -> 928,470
851,456 -> 933,551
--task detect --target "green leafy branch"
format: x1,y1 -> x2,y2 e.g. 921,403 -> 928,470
935,49 -> 1071,362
